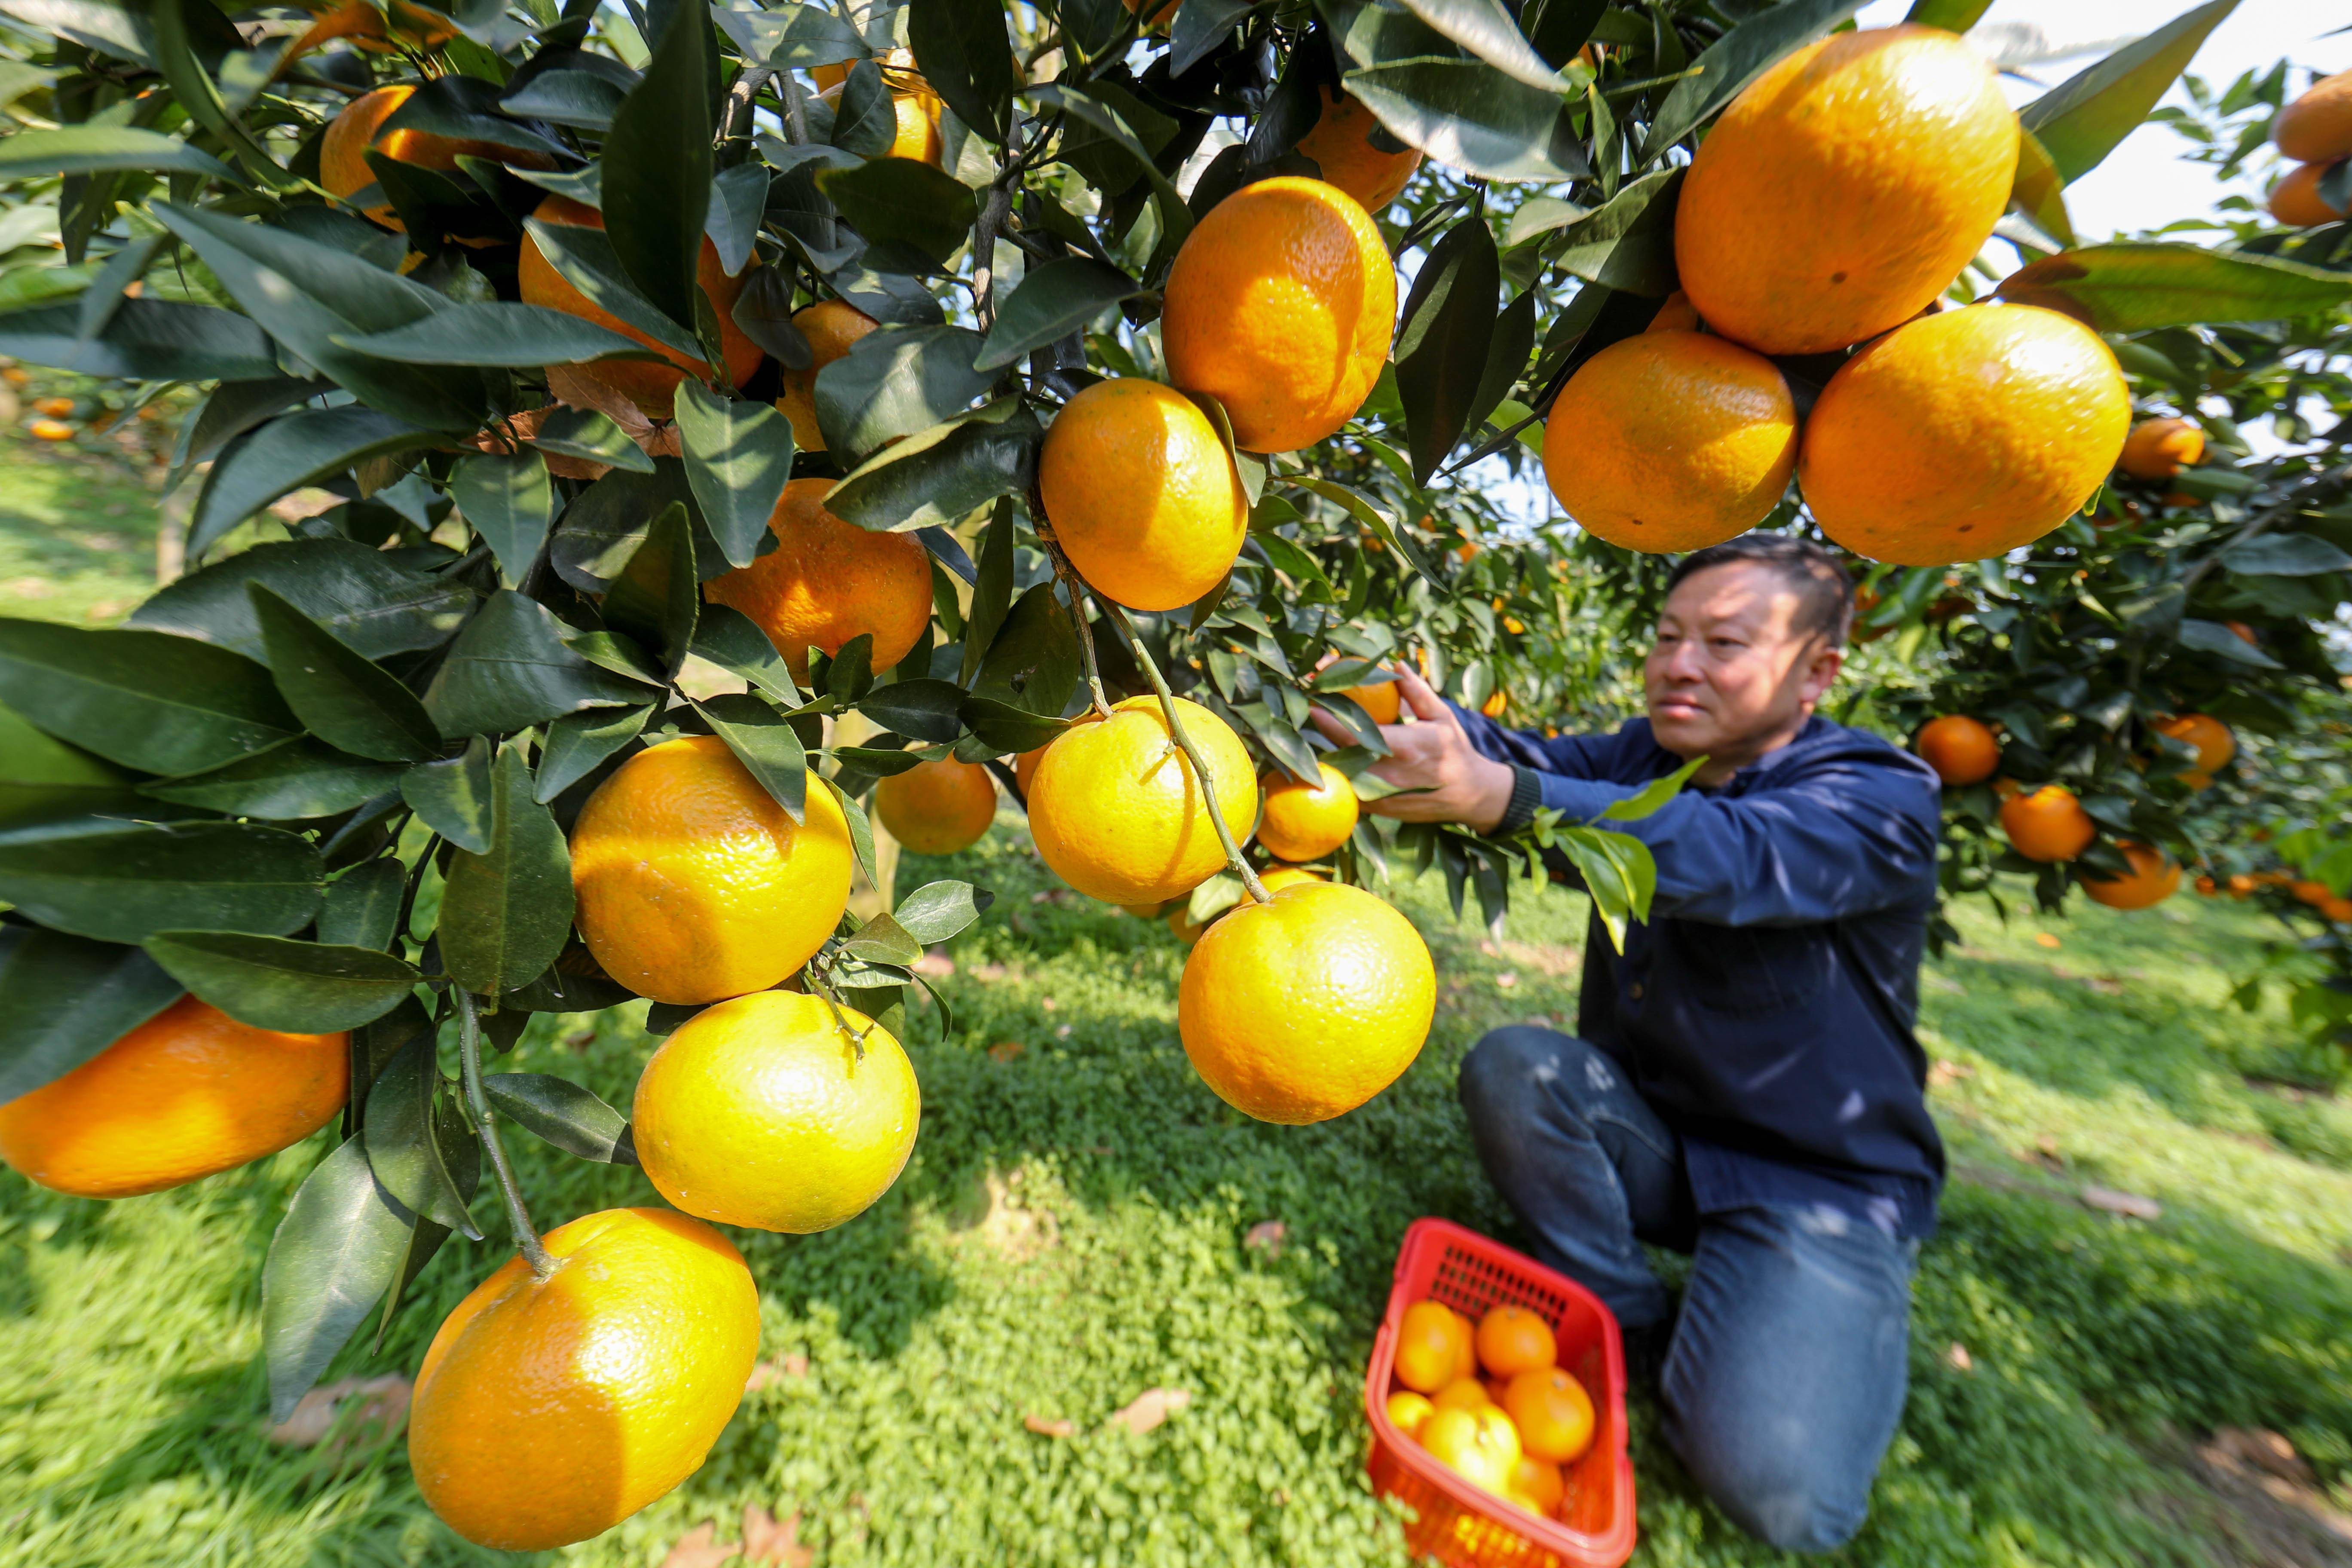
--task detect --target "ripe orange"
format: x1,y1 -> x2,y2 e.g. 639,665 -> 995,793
1542,331 -> 1798,553
1161,177 -> 1397,453
1293,86 -> 1423,213
2323,897 -> 2352,924
632,990 -> 919,1232
1673,24 -> 2016,356
2266,162 -> 2344,229
1388,1390 -> 1436,1438
2155,712 -> 2234,787
2119,416 -> 2205,480
1394,1299 -> 1476,1394
815,79 -> 941,165
1419,1404 -> 1520,1494
1645,290 -> 1703,334
2290,879 -> 2333,906
1014,711 -> 1100,799
321,85 -> 554,230
1177,880 -> 1435,1123
1256,761 -> 1360,863
703,477 -> 934,677
408,1207 -> 760,1551
1432,1376 -> 1494,1414
287,0 -> 459,56
877,757 -> 997,855
1346,681 -> 1403,724
517,195 -> 763,418
813,47 -> 913,93
1800,304 -> 2130,565
1475,1304 -> 1556,1378
570,735 -> 852,1004
1164,865 -> 1323,944
1504,1365 -> 1596,1464
1026,695 -> 1259,904
0,996 -> 344,1198
1506,1455 -> 1566,1516
30,396 -> 72,417
1038,377 -> 1250,612
2000,784 -> 2095,864
27,417 -> 72,441
2276,69 -> 2352,163
1916,715 -> 2000,785
773,299 -> 878,453
2080,842 -> 2181,911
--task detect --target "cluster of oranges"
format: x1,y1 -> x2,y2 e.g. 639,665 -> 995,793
2266,68 -> 2352,229
1545,24 -> 2128,570
1385,1300 -> 1596,1521
2195,867 -> 2352,924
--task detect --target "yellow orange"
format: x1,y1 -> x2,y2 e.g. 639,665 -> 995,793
2081,842 -> 2181,911
1420,1404 -> 1520,1494
1387,1390 -> 1436,1438
2276,69 -> 2352,163
2155,712 -> 2234,787
1432,1377 -> 1493,1414
1039,378 -> 1249,612
1506,1455 -> 1566,1516
1474,1304 -> 1556,1378
1504,1366 -> 1596,1464
1394,1299 -> 1476,1394
1026,695 -> 1259,905
815,80 -> 941,165
703,477 -> 934,677
877,757 -> 997,855
1293,86 -> 1422,213
1256,761 -> 1360,863
2119,416 -> 2205,480
1916,715 -> 2000,785
2000,784 -> 2095,864
773,299 -> 879,453
1015,711 -> 1100,799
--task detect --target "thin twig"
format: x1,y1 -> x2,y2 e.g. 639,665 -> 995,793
453,987 -> 556,1281
2177,459 -> 2352,595
1098,598 -> 1270,904
721,64 -> 775,149
1039,529 -> 1114,717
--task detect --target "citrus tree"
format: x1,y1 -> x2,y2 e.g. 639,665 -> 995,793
2,0 -> 2351,1546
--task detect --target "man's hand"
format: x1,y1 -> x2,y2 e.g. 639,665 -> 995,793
1309,671 -> 1518,832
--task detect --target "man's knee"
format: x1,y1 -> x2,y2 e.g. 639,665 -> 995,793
1458,1027 -> 1609,1131
1669,1426 -> 1872,1553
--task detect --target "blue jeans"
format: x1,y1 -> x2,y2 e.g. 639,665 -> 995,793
1458,1027 -> 1917,1554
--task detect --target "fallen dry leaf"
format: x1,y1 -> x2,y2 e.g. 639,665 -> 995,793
1105,1387 -> 1192,1436
266,1373 -> 410,1462
2082,1185 -> 2162,1221
2207,1427 -> 2317,1488
659,1523 -> 740,1568
746,1353 -> 810,1390
1024,1413 -> 1075,1438
1244,1220 -> 1286,1259
1927,1060 -> 1975,1090
1494,971 -> 1518,989
989,1040 -> 1025,1063
741,1504 -> 816,1566
1945,1343 -> 1974,1373
2035,932 -> 2062,949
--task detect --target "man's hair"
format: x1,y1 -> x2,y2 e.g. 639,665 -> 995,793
1665,535 -> 1853,648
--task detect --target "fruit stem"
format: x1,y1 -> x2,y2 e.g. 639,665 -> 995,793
1038,531 -> 1114,719
453,986 -> 557,1281
1098,597 -> 1270,905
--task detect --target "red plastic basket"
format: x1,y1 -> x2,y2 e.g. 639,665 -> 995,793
1364,1217 -> 1636,1568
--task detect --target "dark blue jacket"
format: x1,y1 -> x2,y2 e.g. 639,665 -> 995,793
1453,708 -> 1948,1239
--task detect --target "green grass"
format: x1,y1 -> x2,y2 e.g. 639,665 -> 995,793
0,420 -> 175,627
2,825 -> 2348,1568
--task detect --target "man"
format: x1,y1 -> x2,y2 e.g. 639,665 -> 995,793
1326,535 -> 1943,1553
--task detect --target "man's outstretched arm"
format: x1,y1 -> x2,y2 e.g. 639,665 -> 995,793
1309,672 -> 1626,831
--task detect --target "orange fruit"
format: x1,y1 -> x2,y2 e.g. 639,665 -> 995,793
517,194 -> 763,418
877,756 -> 997,855
1161,177 -> 1396,453
2290,879 -> 2333,906
2155,713 -> 2234,787
1293,85 -> 1422,213
2270,162 -> 2345,228
2323,897 -> 2352,923
1432,1376 -> 1493,1413
1177,880 -> 1435,1123
1256,761 -> 1360,863
286,0 -> 459,58
812,47 -> 913,94
1026,695 -> 1259,905
1124,0 -> 1181,33
1916,715 -> 2000,785
1387,1389 -> 1436,1438
1800,304 -> 2130,565
2225,621 -> 2260,646
632,990 -> 918,1232
1506,1455 -> 1566,1516
773,299 -> 879,453
1014,711 -> 1100,799
1646,289 -> 1703,333
31,396 -> 72,417
2276,69 -> 2352,163
2119,416 -> 2205,480
408,1208 -> 760,1550
2080,842 -> 2181,910
1475,1304 -> 1556,1378
703,477 -> 933,677
27,417 -> 72,441
1504,1365 -> 1597,1464
2228,874 -> 2257,900
0,996 -> 344,1198
2000,784 -> 2095,864
1038,377 -> 1250,612
1394,1299 -> 1476,1394
1541,331 -> 1798,553
815,80 -> 941,165
1673,24 -> 2017,356
1344,680 -> 1402,725
1164,865 -> 1323,945
320,85 -> 554,230
570,735 -> 853,1005
1419,1404 -> 1520,1494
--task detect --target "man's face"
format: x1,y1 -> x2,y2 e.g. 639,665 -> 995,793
1644,563 -> 1842,766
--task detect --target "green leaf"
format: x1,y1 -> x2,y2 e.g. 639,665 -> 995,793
333,302 -> 658,367
814,323 -> 995,466
675,383 -> 795,569
250,584 -> 440,763
958,695 -> 1069,753
438,744 -> 575,995
363,1031 -> 480,1236
1396,217 -> 1500,484
143,930 -> 418,1033
815,157 -> 981,266
0,297 -> 279,381
1598,755 -> 1702,822
422,591 -> 659,738
2219,533 -> 2352,576
710,1 -> 866,68
0,618 -> 296,775
1338,59 -> 1587,184
601,0 -> 715,328
131,539 -> 475,663
501,941 -> 636,1013
0,820 -> 321,944
0,124 -> 236,181
830,59 -> 901,159
0,927 -> 181,1105
1022,83 -> 1196,248
1903,0 -> 1991,27
824,399 -> 1041,533
261,1136 -> 417,1423
1548,166 -> 1681,294
893,879 -> 994,943
826,773 -> 880,896
1464,288 -> 1537,449
968,582 -> 1079,716
520,211 -> 706,361
449,450 -> 555,591
549,462 -> 732,592
2178,617 -> 2282,668
483,1072 -> 639,1163
0,700 -> 140,827
1639,0 -> 1862,161
909,0 -> 1020,141
319,860 -> 405,951
601,502 -> 699,674
536,705 -> 651,803
691,692 -> 809,821
1995,242 -> 2352,333
960,499 -> 1016,688
691,604 -> 804,707
843,910 -> 924,967
140,736 -> 404,820
1170,0 -> 1257,76
1393,0 -> 1570,91
527,406 -> 657,475
402,736 -> 495,853
1292,477 -> 1446,593
976,258 -> 1139,372
857,677 -> 967,744
151,0 -> 291,188
2018,0 -> 2237,185
191,407 -> 441,560
2009,128 -> 2076,249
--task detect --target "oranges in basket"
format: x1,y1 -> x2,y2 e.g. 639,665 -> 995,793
1384,1298 -> 1597,1522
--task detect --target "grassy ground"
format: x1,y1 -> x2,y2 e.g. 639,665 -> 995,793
0,415 -> 176,627
1,437 -> 2349,1565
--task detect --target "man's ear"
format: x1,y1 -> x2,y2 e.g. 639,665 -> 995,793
1798,641 -> 1844,708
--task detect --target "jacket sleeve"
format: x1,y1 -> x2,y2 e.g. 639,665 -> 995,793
1519,756 -> 1942,927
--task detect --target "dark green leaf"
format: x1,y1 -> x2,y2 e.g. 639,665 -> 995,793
129,539 -> 477,662
501,940 -> 635,1012
909,0 -> 1020,141
1170,0 -> 1257,76
824,400 -> 1041,533
2178,617 -> 2283,668
423,591 -> 659,738
692,692 -> 809,820
975,258 -> 1139,371
1341,60 -> 1588,183
1396,217 -> 1500,483
520,211 -> 706,360
710,0 -> 865,67
140,736 -> 404,820
450,450 -> 555,591
0,124 -> 236,180
2219,533 -> 2352,576
0,618 -> 296,775
0,820 -> 321,943
439,744 -> 575,995
250,584 -> 440,763
814,323 -> 995,465
261,1136 -> 416,1423
709,164 -> 769,278
960,498 -> 1014,687
857,677 -> 967,743
958,695 -> 1069,753
826,773 -> 879,894
536,704 -> 652,803
892,878 -> 994,943
499,65 -> 629,130
675,383 -> 795,569
370,1211 -> 451,1356
2018,0 -> 2236,184
1393,0 -> 1570,90
815,157 -> 980,266
403,736 -> 495,853
363,1035 -> 479,1234
143,930 -> 418,1033
548,462 -> 736,591
968,582 -> 1079,715
1465,288 -> 1537,443
333,302 -> 658,367
0,698 -> 143,825
319,860 -> 405,951
527,406 -> 657,474
1904,0 -> 1991,26
691,603 -> 804,705
0,928 -> 181,1105
0,297 -> 279,381
830,59 -> 900,159
600,0 -> 715,328
843,910 -> 924,966
1024,84 -> 1196,247
601,502 -> 698,674
483,1072 -> 639,1163
1995,242 -> 2352,332
191,407 -> 440,560
1639,0 -> 1863,161
1548,166 -> 1681,294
